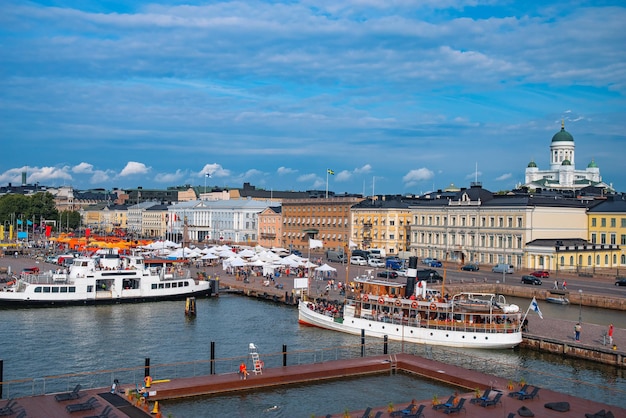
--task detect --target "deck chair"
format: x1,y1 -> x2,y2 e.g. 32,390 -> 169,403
507,414 -> 516,418
404,404 -> 426,418
518,386 -> 540,400
508,384 -> 529,398
55,384 -> 82,401
469,388 -> 491,404
361,407 -> 372,418
0,400 -> 17,417
15,411 -> 27,418
85,405 -> 115,418
479,392 -> 503,408
443,398 -> 466,415
390,402 -> 418,417
66,396 -> 98,413
374,413 -> 384,418
433,395 -> 456,410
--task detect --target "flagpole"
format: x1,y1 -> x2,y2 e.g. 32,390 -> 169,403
325,170 -> 329,199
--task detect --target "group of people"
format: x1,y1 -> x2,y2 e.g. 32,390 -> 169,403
553,280 -> 568,290
307,299 -> 342,317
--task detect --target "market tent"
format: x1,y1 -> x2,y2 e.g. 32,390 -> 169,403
314,263 -> 337,272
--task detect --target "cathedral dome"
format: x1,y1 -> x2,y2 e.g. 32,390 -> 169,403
587,159 -> 598,168
561,159 -> 572,166
527,160 -> 537,168
552,123 -> 574,143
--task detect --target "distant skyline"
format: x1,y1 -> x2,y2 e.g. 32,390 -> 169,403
1,1 -> 625,194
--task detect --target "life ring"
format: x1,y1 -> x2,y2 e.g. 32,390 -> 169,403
430,302 -> 437,311
395,299 -> 402,307
378,297 -> 385,304
362,294 -> 369,302
411,301 -> 418,309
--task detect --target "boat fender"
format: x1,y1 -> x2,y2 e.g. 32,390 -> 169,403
362,294 -> 369,302
378,297 -> 385,304
411,301 -> 418,309
430,302 -> 437,311
395,299 -> 401,307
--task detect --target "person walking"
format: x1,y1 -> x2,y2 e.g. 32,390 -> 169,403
562,280 -> 567,290
554,280 -> 559,290
574,323 -> 582,341
608,324 -> 614,345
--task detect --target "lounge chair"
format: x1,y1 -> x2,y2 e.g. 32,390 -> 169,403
361,407 -> 372,418
374,413 -> 383,418
469,388 -> 491,404
443,398 -> 466,415
404,404 -> 426,418
15,412 -> 27,418
55,384 -> 82,401
390,402 -> 418,417
85,405 -> 115,418
0,400 -> 17,416
518,386 -> 540,400
66,396 -> 98,413
507,414 -> 516,418
432,395 -> 456,411
508,384 -> 529,398
478,392 -> 503,408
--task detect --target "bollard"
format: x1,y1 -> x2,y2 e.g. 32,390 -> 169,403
144,358 -> 150,378
384,335 -> 388,355
361,329 -> 365,357
210,341 -> 215,375
282,344 -> 288,367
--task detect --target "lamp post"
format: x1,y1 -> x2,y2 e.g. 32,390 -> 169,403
578,289 -> 583,323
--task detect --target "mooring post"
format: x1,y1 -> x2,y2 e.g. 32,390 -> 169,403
210,341 -> 215,375
282,344 -> 287,366
0,360 -> 3,399
361,329 -> 365,357
384,335 -> 388,355
144,358 -> 150,378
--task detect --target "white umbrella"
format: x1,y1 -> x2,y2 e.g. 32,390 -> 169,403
314,263 -> 336,272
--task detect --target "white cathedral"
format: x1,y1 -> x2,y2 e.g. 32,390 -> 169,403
523,121 -> 612,191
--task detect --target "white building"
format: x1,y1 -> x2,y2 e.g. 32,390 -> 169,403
524,122 -> 612,191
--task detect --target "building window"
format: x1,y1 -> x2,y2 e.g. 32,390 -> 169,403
591,233 -> 597,244
601,233 -> 606,244
591,218 -> 597,227
601,218 -> 606,227
517,217 -> 523,228
611,234 -> 616,245
611,218 -> 616,227
507,217 -> 513,228
621,218 -> 626,228
621,234 -> 626,245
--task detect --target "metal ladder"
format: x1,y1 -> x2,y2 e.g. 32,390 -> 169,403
249,343 -> 263,375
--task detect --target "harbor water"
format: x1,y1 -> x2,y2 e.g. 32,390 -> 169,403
1,295 -> 625,417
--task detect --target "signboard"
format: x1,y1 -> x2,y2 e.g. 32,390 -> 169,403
293,277 -> 308,290
17,232 -> 28,239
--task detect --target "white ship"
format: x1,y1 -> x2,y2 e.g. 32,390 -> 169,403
0,250 -> 214,307
298,274 -> 522,349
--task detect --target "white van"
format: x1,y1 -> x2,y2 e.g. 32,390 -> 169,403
492,264 -> 514,274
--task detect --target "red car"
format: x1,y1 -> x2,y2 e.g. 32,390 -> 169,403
530,270 -> 550,278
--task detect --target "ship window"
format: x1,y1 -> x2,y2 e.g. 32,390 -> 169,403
34,287 -> 42,293
52,287 -> 59,293
184,282 -> 189,287
87,286 -> 93,292
43,287 -> 51,293
172,282 -> 178,288
68,287 -> 76,292
60,287 -> 68,293
151,284 -> 157,290
165,283 -> 171,288
159,284 -> 164,289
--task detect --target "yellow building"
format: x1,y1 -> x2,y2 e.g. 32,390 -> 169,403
258,206 -> 282,249
586,196 -> 625,271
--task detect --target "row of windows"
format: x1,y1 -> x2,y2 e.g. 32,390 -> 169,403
590,233 -> 626,245
590,217 -> 626,228
415,233 -> 523,249
34,286 -> 76,293
417,215 -> 524,228
538,254 -> 623,266
151,281 -> 190,289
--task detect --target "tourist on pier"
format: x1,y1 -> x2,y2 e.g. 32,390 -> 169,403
554,280 -> 558,289
574,323 -> 582,341
608,324 -> 614,345
562,280 -> 567,290
239,362 -> 248,380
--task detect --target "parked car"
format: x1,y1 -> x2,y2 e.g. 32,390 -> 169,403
416,269 -> 442,283
461,263 -> 479,271
530,270 -> 550,278
21,267 -> 40,275
45,255 -> 60,264
421,257 -> 434,265
376,271 -> 398,279
396,269 -> 408,277
368,258 -> 385,268
350,256 -> 367,266
521,275 -> 542,285
492,264 -> 514,274
615,278 -> 626,286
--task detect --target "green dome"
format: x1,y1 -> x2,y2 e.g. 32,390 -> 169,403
561,159 -> 572,166
527,160 -> 537,168
552,124 -> 574,143
588,159 -> 598,168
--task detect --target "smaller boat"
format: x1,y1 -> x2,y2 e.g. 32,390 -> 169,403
546,291 -> 570,305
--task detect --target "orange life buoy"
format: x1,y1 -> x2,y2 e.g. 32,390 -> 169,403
395,299 -> 401,307
411,301 -> 418,309
378,297 -> 385,304
430,302 -> 437,311
362,294 -> 369,302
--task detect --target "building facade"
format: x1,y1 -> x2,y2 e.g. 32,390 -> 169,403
258,206 -> 282,249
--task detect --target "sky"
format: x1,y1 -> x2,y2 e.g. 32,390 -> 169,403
1,1 -> 625,196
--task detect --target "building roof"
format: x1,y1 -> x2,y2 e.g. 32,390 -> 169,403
526,238 -> 589,247
587,194 -> 626,213
551,123 -> 574,143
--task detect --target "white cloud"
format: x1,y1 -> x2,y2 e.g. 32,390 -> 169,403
335,170 -> 352,182
89,170 -> 111,184
354,164 -> 372,175
201,164 -> 230,178
402,168 -> 434,186
155,170 -> 186,183
277,167 -> 297,175
119,162 -> 150,177
496,173 -> 512,181
465,171 -> 482,180
297,173 -> 318,183
72,162 -> 94,174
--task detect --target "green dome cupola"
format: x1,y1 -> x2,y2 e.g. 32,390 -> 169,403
527,160 -> 537,168
588,159 -> 598,168
552,120 -> 574,143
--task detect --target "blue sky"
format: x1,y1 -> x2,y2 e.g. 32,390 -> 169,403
1,0 -> 625,195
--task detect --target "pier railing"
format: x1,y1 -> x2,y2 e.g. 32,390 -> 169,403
0,340 -> 614,400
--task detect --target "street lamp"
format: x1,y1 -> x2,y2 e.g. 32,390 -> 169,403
578,289 -> 583,323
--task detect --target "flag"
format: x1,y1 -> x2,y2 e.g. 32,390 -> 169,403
327,169 -> 335,175
205,173 -> 210,177
309,238 -> 324,249
530,297 -> 543,319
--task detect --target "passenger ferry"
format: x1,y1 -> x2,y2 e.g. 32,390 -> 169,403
0,250 -> 214,307
298,274 -> 522,349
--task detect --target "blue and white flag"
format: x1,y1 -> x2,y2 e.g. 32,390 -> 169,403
530,297 -> 543,319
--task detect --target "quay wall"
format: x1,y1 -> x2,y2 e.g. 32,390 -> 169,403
521,335 -> 626,367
